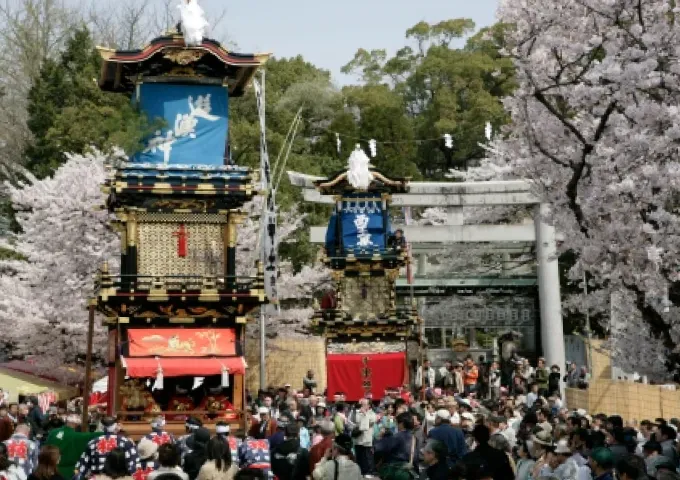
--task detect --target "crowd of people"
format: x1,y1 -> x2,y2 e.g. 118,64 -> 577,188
0,358 -> 676,480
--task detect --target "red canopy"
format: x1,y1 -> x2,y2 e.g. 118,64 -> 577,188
121,357 -> 246,377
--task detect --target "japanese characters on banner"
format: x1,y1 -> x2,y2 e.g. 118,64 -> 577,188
127,328 -> 236,357
325,193 -> 387,252
326,194 -> 390,251
132,84 -> 229,166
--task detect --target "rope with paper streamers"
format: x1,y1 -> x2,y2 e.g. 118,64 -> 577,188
331,122 -> 492,157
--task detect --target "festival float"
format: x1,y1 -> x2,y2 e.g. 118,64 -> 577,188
89,7 -> 269,436
289,148 -> 421,402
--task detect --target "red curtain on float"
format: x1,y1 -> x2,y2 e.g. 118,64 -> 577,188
326,352 -> 406,401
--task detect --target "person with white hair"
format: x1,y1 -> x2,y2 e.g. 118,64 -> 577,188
75,417 -> 139,479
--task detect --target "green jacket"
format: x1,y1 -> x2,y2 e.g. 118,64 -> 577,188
535,367 -> 549,389
45,426 -> 102,479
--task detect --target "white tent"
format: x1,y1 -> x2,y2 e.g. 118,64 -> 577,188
92,377 -> 108,393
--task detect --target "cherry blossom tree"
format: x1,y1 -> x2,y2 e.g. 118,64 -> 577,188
0,150 -> 120,376
494,0 -> 680,375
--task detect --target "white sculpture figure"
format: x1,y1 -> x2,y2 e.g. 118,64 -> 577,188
347,145 -> 374,190
178,0 -> 209,46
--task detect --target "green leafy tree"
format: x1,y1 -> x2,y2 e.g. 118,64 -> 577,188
341,20 -> 516,177
24,28 -> 151,178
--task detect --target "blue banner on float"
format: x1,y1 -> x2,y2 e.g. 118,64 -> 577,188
326,194 -> 388,251
132,84 -> 228,166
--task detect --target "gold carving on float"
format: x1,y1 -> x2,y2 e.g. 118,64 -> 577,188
163,49 -> 206,65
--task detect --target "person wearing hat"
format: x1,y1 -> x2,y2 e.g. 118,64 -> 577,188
248,407 -> 277,440
132,438 -> 159,480
144,416 -> 174,447
311,433 -> 362,480
45,414 -> 102,479
178,417 -> 203,460
183,427 -> 210,480
214,422 -> 240,466
549,438 -> 579,479
529,429 -> 555,479
588,447 -> 615,480
75,417 -> 138,479
427,409 -> 467,467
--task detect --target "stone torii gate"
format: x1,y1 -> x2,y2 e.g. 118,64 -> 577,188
288,173 -> 566,376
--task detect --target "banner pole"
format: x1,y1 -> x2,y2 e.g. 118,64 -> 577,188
259,311 -> 266,391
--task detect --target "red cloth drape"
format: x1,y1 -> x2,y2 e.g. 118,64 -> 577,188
326,352 -> 406,401
121,357 -> 246,377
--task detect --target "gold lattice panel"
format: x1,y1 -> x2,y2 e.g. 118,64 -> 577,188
137,222 -> 225,277
136,213 -> 229,224
341,277 -> 390,319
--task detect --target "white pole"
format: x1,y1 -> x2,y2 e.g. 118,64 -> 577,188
534,204 -> 566,400
583,271 -> 594,379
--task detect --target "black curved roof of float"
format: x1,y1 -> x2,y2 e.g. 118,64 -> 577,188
97,34 -> 270,97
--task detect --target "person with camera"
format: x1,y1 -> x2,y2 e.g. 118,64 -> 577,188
312,434 -> 362,480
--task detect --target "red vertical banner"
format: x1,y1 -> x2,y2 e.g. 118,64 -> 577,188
326,352 -> 406,401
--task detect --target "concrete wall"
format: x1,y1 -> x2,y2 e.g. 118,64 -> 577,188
245,337 -> 327,394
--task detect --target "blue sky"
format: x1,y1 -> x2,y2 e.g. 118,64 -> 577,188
202,0 -> 499,85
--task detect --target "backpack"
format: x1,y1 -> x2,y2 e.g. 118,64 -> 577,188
332,414 -> 351,436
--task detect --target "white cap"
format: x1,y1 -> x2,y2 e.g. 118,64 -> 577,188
576,408 -> 587,417
436,409 -> 451,421
258,407 -> 270,414
554,438 -> 572,454
215,424 -> 229,434
461,412 -> 475,422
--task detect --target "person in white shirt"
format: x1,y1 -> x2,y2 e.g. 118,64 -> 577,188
415,360 -> 436,390
353,398 -> 376,476
312,434 -> 363,480
438,362 -> 452,388
526,383 -> 540,409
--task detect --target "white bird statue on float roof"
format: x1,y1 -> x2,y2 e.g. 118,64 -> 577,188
178,0 -> 209,46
